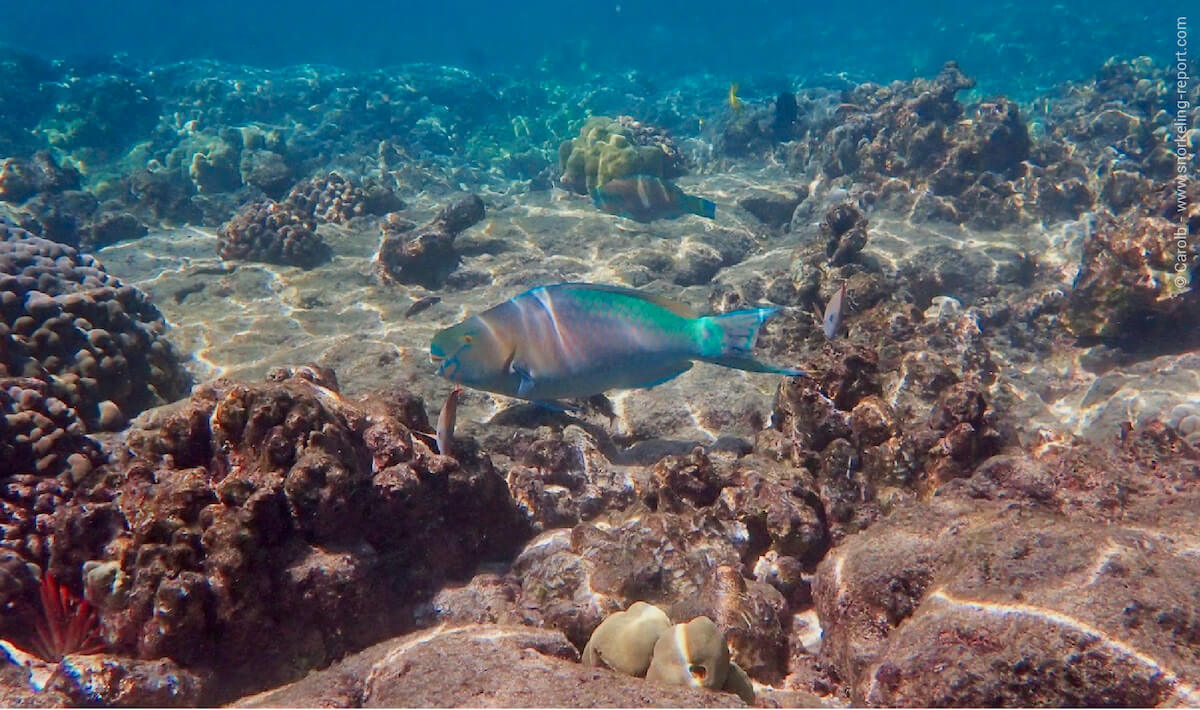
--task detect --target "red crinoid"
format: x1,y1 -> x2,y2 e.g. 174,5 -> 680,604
15,573 -> 106,662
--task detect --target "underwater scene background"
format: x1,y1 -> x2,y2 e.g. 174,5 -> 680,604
1,1 -> 1198,706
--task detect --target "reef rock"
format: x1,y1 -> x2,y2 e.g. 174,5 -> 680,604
22,368 -> 529,703
513,511 -> 743,649
375,193 -> 485,288
814,423 -> 1200,706
737,187 -> 807,229
234,624 -> 745,708
0,151 -> 81,204
820,202 -> 868,265
238,150 -> 292,198
1066,207 -> 1199,346
0,651 -> 205,707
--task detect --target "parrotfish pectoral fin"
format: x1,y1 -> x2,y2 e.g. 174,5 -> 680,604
511,361 -> 535,397
683,194 -> 717,219
701,307 -> 805,377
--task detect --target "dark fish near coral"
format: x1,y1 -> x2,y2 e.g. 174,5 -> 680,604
435,385 -> 460,455
592,175 -> 716,223
430,283 -> 801,405
822,281 -> 847,339
773,91 -> 799,139
405,295 -> 441,318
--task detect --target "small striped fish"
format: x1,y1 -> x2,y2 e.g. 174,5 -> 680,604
430,283 -> 801,403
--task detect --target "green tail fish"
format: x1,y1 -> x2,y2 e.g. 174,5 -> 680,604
430,283 -> 802,404
591,175 -> 716,222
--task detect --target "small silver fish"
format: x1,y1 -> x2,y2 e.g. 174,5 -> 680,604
435,386 -> 461,455
822,281 -> 847,339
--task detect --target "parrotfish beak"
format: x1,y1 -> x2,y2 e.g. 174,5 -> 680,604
430,340 -> 470,381
430,344 -> 451,378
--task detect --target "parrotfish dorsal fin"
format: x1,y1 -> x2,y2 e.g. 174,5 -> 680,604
551,282 -> 698,319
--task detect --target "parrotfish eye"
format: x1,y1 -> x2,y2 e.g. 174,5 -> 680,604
463,335 -> 474,343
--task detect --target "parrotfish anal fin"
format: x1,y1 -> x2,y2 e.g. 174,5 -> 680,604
533,399 -> 584,413
548,283 -> 698,319
708,354 -> 806,377
640,360 -> 694,389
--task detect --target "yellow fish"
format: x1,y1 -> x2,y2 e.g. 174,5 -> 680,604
729,83 -> 743,115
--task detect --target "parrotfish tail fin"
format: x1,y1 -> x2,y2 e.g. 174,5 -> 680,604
702,307 -> 806,377
683,194 -> 717,219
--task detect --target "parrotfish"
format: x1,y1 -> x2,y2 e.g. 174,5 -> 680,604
592,175 -> 716,223
822,281 -> 847,339
430,283 -> 801,405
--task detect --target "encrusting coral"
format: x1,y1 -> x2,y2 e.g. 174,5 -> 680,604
582,601 -> 671,677
582,601 -> 755,704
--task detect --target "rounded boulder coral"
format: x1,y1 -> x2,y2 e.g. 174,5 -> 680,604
217,199 -> 331,268
0,218 -> 193,430
557,116 -> 686,194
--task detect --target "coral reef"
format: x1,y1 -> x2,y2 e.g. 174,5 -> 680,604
284,172 -> 403,224
813,423 -> 1200,706
558,115 -> 686,194
2,43 -> 1199,710
0,220 -> 192,429
237,624 -> 744,708
582,602 -> 755,703
582,601 -> 670,677
0,377 -> 105,614
1065,194 -> 1199,345
15,368 -> 528,703
217,199 -> 331,268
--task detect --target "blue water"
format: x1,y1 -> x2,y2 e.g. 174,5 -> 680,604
0,1 -> 1183,97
